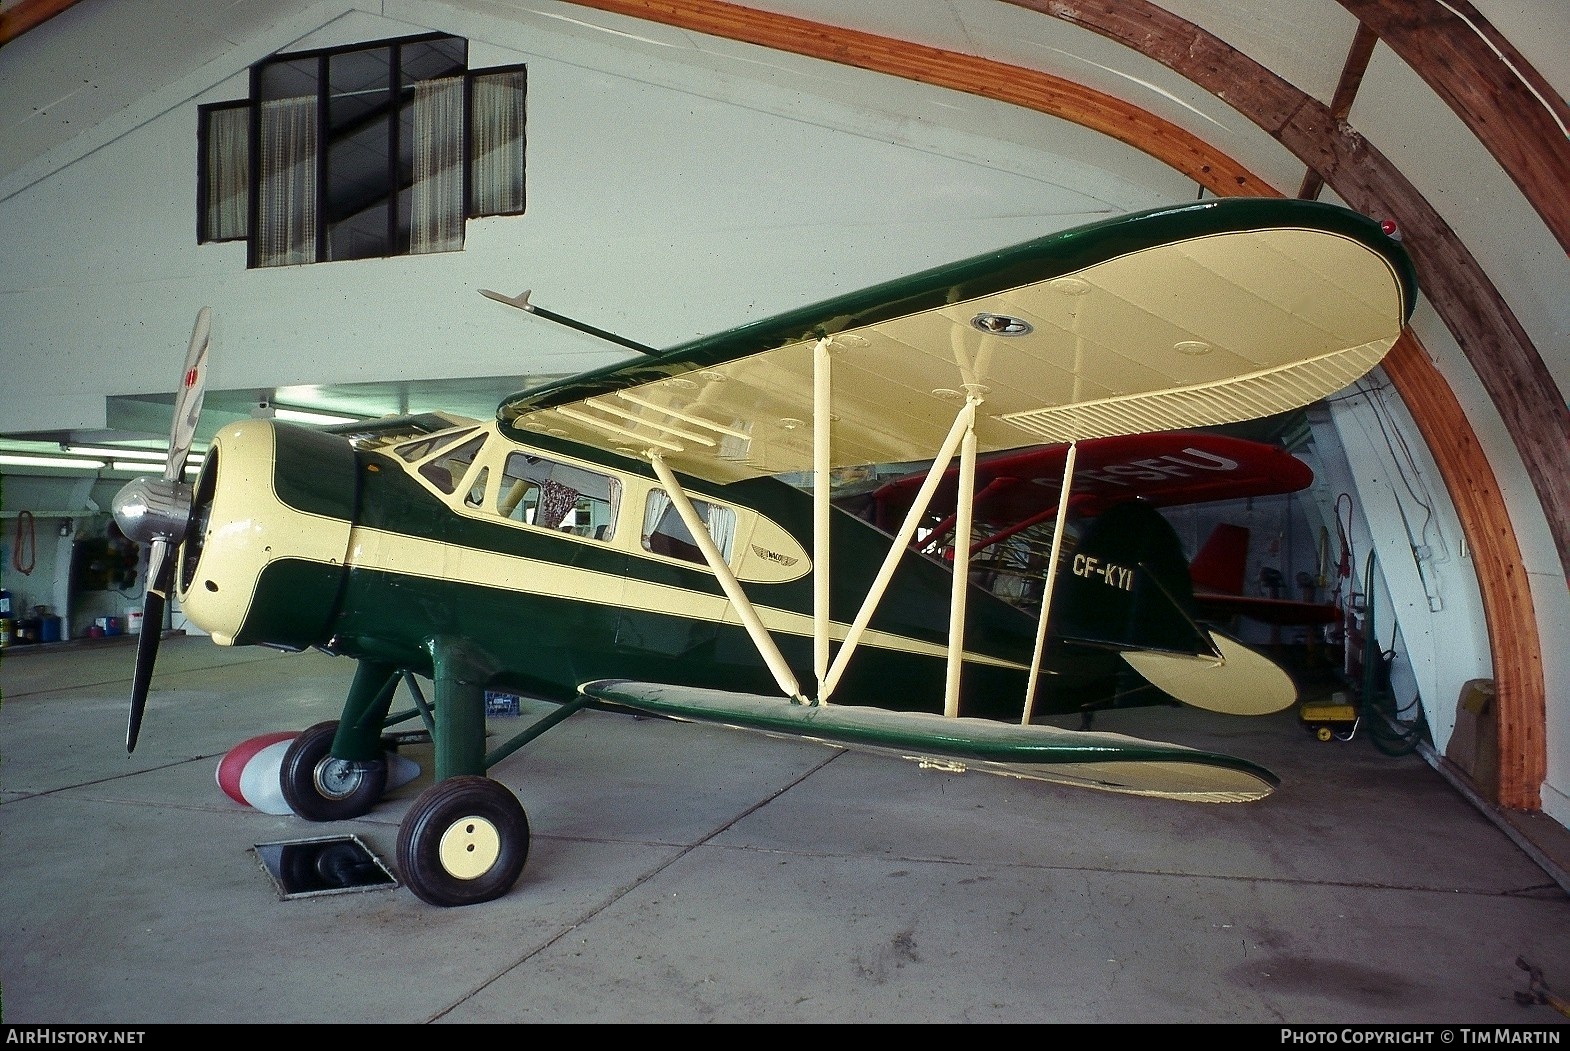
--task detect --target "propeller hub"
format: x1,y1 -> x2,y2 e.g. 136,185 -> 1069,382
112,476 -> 194,546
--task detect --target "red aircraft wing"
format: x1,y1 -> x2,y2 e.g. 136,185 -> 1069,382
866,431 -> 1314,533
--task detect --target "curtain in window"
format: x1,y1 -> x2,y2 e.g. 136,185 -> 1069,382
470,70 -> 526,216
604,478 -> 622,538
410,77 -> 465,255
538,479 -> 580,530
643,490 -> 672,546
643,491 -> 734,562
204,107 -> 249,242
257,96 -> 318,267
706,506 -> 736,560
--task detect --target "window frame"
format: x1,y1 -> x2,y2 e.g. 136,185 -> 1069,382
196,32 -> 526,265
494,451 -> 622,542
196,99 -> 251,244
640,488 -> 738,568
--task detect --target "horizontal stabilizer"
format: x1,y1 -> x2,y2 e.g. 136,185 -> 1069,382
579,679 -> 1278,803
1120,629 -> 1297,716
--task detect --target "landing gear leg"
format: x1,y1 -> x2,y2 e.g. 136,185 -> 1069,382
395,638 -> 527,905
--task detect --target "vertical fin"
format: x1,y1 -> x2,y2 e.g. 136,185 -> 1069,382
1189,523 -> 1251,595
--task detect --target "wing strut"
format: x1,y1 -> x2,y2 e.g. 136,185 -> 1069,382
821,396 -> 978,702
644,337 -> 991,714
813,337 -> 832,696
647,452 -> 807,703
943,407 -> 980,717
1021,440 -> 1079,725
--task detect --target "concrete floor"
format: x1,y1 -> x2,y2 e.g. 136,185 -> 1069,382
3,633 -> 1569,1025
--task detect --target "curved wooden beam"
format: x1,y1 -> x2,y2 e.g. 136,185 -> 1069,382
1334,0 -> 1570,256
562,0 -> 1546,809
0,0 -> 82,44
567,0 -> 1272,195
1021,1 -> 1570,571
1010,0 -> 1558,807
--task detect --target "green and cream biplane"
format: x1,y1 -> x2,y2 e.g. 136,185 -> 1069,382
111,197 -> 1417,907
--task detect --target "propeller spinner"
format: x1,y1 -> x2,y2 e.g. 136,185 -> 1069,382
110,307 -> 211,752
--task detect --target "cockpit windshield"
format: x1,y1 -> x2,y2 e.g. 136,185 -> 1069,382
417,433 -> 487,495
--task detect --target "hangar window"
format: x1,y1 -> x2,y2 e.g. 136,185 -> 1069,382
198,32 -> 526,266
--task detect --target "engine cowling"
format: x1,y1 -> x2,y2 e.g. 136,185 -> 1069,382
177,419 -> 358,649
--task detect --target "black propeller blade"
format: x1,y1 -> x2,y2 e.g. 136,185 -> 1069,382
127,541 -> 173,751
114,308 -> 211,753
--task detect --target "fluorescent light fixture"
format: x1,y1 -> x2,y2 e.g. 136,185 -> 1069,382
0,454 -> 106,470
60,445 -> 168,461
273,407 -> 361,425
111,460 -> 166,473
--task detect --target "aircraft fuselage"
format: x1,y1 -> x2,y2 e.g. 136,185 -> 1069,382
177,416 -> 1201,723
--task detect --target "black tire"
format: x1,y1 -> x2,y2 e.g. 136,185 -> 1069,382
396,776 -> 530,908
279,720 -> 389,821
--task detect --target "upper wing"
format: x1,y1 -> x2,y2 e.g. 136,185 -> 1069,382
321,411 -> 483,449
499,198 -> 1416,484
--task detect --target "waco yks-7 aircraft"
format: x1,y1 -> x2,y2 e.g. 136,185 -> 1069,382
111,198 -> 1417,907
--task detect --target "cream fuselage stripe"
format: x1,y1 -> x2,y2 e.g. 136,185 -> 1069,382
347,526 -> 1029,671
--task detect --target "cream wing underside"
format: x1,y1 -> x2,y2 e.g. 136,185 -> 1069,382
507,224 -> 1406,484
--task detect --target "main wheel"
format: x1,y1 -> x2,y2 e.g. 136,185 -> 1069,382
279,720 -> 389,821
396,776 -> 530,907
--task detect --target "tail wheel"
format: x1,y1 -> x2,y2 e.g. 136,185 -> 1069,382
280,720 -> 389,821
396,776 -> 530,907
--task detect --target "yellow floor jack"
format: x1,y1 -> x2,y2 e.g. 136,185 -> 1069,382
1301,553 -> 1423,755
1300,578 -> 1364,743
1300,690 -> 1360,743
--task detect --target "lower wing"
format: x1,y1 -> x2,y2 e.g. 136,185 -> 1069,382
578,679 -> 1278,803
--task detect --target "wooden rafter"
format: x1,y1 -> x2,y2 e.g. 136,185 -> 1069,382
1298,22 -> 1378,200
0,0 -> 80,44
1335,0 -> 1570,255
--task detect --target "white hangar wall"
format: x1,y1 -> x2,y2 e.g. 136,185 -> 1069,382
0,4 -> 1180,438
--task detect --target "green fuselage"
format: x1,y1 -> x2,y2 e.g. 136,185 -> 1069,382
217,422 -> 1192,723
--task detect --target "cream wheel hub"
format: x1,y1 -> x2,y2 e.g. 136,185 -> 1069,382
437,815 -> 502,880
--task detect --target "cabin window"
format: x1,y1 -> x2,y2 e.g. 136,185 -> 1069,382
392,427 -> 476,464
197,32 -> 526,265
418,433 -> 487,495
642,490 -> 736,566
464,466 -> 489,508
497,452 -> 620,540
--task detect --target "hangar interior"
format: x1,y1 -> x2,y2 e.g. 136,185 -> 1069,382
1,0 -> 1568,1000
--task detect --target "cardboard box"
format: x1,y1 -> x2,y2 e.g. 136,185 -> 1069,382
1446,679 -> 1498,800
